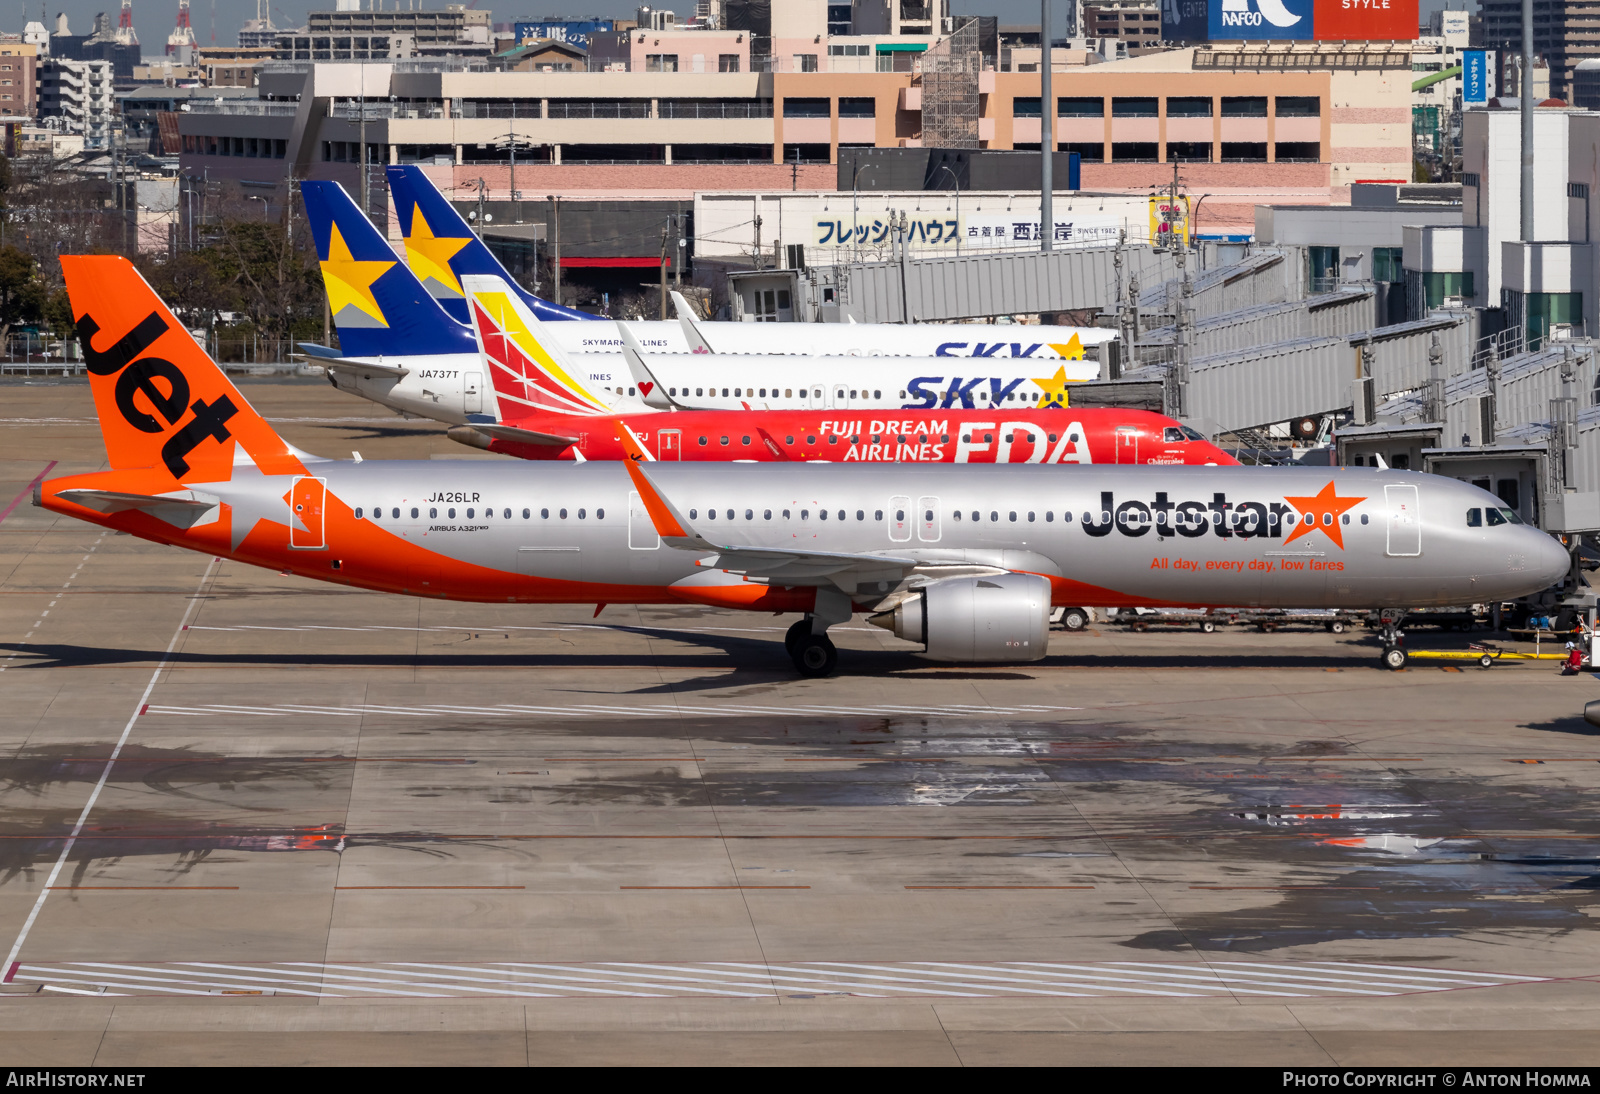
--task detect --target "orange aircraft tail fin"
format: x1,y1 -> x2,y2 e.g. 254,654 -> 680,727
61,256 -> 307,485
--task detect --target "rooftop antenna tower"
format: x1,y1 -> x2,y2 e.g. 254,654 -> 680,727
166,0 -> 198,58
115,0 -> 137,44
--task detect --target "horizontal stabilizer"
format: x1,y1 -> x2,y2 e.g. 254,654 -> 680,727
446,424 -> 578,451
296,349 -> 410,378
54,488 -> 220,529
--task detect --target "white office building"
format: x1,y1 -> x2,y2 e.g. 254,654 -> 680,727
38,57 -> 114,150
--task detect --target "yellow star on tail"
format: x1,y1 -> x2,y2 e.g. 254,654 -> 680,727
1032,365 -> 1073,408
1046,333 -> 1085,360
320,223 -> 394,327
404,204 -> 471,295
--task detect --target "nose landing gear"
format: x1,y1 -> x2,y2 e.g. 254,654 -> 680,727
1377,608 -> 1407,670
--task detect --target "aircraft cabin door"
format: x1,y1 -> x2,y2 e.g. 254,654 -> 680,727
1115,426 -> 1139,464
917,496 -> 941,542
463,372 -> 483,415
289,476 -> 327,549
658,429 -> 681,460
1385,484 -> 1421,557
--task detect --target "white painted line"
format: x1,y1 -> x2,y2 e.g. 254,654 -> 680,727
1,558 -> 218,976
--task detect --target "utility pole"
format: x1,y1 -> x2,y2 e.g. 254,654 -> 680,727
673,210 -> 683,289
547,194 -> 562,306
1040,0 -> 1053,253
358,60 -> 368,220
753,213 -> 763,271
659,219 -> 670,319
1520,0 -> 1535,241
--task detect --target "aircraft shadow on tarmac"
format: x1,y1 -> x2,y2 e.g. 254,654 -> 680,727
1516,713 -> 1600,737
0,627 -> 1379,679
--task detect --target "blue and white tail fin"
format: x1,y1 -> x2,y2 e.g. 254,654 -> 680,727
387,165 -> 597,324
300,180 -> 477,360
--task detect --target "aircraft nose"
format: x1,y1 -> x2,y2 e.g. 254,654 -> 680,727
1529,530 -> 1572,589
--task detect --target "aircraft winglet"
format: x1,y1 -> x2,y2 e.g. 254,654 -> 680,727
616,322 -> 683,410
670,291 -> 716,355
615,422 -> 710,549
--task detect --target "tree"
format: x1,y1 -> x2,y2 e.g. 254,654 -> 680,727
0,245 -> 44,348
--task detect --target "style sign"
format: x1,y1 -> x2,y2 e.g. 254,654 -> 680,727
1313,0 -> 1420,41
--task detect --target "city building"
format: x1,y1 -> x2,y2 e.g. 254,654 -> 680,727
1412,34 -> 1472,175
1479,0 -> 1598,101
49,12 -> 139,81
39,57 -> 115,149
0,40 -> 39,120
1079,2 -> 1165,58
275,5 -> 492,61
196,46 -> 275,87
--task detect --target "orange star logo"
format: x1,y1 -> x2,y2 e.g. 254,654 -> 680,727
1282,481 -> 1367,550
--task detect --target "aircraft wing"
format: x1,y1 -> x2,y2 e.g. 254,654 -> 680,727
694,544 -> 918,583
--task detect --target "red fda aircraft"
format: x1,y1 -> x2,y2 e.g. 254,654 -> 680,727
447,276 -> 1237,468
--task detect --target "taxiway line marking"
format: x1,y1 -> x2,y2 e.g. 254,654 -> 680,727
44,886 -> 239,891
1,557 -> 217,976
0,462 -> 56,527
904,885 -> 1095,890
335,886 -> 525,890
620,885 -> 810,890
1191,886 -> 1381,890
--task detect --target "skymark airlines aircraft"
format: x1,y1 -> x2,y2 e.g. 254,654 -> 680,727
451,274 -> 1233,467
40,256 -> 1569,675
387,164 -> 1116,360
303,181 -> 1104,427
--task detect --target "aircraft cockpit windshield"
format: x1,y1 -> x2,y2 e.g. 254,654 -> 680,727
1466,507 -> 1525,527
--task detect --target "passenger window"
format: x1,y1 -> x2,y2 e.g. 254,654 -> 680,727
1027,512 -> 1035,522
785,436 -> 795,444
597,509 -> 604,519
1010,512 -> 1018,522
971,511 -> 980,521
785,389 -> 793,398
857,510 -> 865,521
801,510 -> 809,520
1046,512 -> 1054,522
628,387 -> 635,396
541,508 -> 549,518
522,509 -> 530,519
706,509 -> 715,520
1049,434 -> 1057,443
820,510 -> 829,520
355,508 -> 363,519
984,433 -> 993,443
874,510 -> 883,521
874,390 -> 881,399
953,510 -> 962,521
411,507 -> 419,518
1361,514 -> 1369,525
1341,514 -> 1350,525
742,436 -> 751,445
720,437 -> 729,446
1063,511 -> 1073,523
578,509 -> 586,519
828,435 -> 837,444
745,509 -> 753,520
783,509 -> 791,519
392,508 -> 400,519
1322,513 -> 1332,526
466,508 -> 474,518
1486,508 -> 1506,526
806,435 -> 816,444
1069,433 -> 1079,443
698,437 -> 707,446
990,511 -> 998,522
722,388 -> 729,397
763,509 -> 772,520
726,510 -> 734,520
448,508 -> 456,519
895,509 -> 905,522
485,508 -> 493,519
696,388 -> 703,396
559,508 -> 567,519
942,434 -> 949,443
837,510 -> 845,521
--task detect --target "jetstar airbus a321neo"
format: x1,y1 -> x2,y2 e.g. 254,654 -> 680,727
38,257 -> 1570,676
446,275 -> 1235,467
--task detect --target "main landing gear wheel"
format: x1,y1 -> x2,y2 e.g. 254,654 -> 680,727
785,618 -> 811,658
1381,646 -> 1408,671
793,634 -> 838,677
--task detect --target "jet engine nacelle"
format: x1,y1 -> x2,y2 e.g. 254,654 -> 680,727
869,573 -> 1051,662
